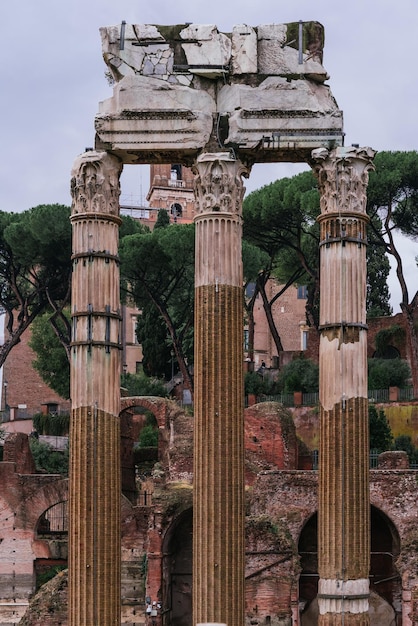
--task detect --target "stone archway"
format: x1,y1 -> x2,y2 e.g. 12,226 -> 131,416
298,507 -> 401,624
298,512 -> 318,618
34,500 -> 68,592
161,509 -> 193,626
120,397 -> 184,501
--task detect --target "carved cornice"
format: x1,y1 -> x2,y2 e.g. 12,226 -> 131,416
242,109 -> 323,119
103,110 -> 197,121
192,152 -> 251,216
311,146 -> 376,216
71,151 -> 123,217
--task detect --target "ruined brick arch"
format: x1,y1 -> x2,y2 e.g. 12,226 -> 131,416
120,396 -> 181,431
14,478 -> 68,532
298,507 -> 402,623
161,507 -> 193,626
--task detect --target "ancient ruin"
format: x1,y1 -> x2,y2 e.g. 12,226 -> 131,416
68,20 -> 375,626
3,401 -> 418,626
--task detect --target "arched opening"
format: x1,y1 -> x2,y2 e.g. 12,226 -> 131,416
120,404 -> 159,503
298,512 -> 318,616
372,345 -> 401,359
370,507 -> 401,619
298,507 -> 401,624
171,202 -> 183,220
35,501 -> 68,591
161,508 -> 193,626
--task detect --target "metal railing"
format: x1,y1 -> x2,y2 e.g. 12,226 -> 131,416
248,388 -> 414,408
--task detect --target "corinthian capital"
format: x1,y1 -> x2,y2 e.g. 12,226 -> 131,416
71,150 -> 122,217
193,152 -> 250,216
311,146 -> 376,216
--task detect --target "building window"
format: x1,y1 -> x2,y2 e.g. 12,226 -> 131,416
171,164 -> 182,180
37,501 -> 68,535
245,282 -> 256,299
132,317 -> 139,344
297,285 -> 308,299
171,203 -> 183,219
244,329 -> 249,351
302,330 -> 308,351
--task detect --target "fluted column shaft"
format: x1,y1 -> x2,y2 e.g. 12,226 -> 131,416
69,150 -> 123,626
193,152 -> 250,626
312,146 -> 375,626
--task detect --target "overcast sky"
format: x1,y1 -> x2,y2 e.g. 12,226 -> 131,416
1,0 -> 417,309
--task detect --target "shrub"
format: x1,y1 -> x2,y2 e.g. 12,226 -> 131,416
368,358 -> 411,389
138,424 -> 158,448
244,371 -> 279,396
32,412 -> 69,436
369,405 -> 393,452
393,435 -> 418,465
278,357 -> 319,393
121,372 -> 168,397
29,439 -> 69,475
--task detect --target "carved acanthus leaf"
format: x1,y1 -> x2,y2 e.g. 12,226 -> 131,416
193,153 -> 250,215
71,151 -> 122,216
311,146 -> 376,216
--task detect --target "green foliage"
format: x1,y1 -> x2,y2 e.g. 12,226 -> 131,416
27,218 -> 148,392
136,303 -> 174,379
29,311 -> 71,399
278,357 -> 319,393
366,215 -> 392,318
120,214 -> 150,238
242,240 -> 270,284
368,151 -> 418,239
154,209 -> 170,229
0,204 -> 72,368
29,439 -> 69,475
32,412 -> 70,436
369,405 -> 393,452
243,167 -> 393,331
368,358 -> 411,389
138,424 -> 158,448
243,171 -> 321,329
120,223 -> 195,388
36,565 -> 67,591
244,371 -> 279,396
394,435 -> 418,465
121,372 -> 168,397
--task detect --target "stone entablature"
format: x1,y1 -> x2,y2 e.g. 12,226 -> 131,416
95,22 -> 343,164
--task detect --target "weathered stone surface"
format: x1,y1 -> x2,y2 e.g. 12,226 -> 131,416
218,77 -> 343,152
180,24 -> 232,78
378,450 -> 409,469
257,23 -> 327,81
101,22 -> 328,84
95,22 -> 343,163
19,569 -> 68,626
231,24 -> 257,74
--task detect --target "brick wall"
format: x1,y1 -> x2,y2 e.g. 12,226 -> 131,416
3,324 -> 68,417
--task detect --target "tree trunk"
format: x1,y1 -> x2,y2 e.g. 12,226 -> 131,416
258,278 -> 284,353
401,300 -> 418,397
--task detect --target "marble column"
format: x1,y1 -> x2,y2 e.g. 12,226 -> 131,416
312,146 -> 375,626
69,150 -> 123,626
192,152 -> 250,626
